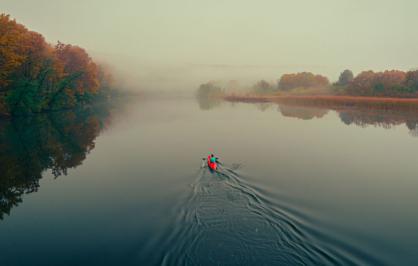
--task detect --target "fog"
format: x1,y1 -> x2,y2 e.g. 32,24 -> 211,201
3,0 -> 418,91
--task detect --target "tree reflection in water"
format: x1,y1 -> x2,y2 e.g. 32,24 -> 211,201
338,108 -> 418,136
196,96 -> 418,136
196,82 -> 223,110
277,103 -> 418,136
0,105 -> 111,219
278,105 -> 328,120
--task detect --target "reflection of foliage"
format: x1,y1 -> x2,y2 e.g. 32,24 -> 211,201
406,121 -> 418,137
256,102 -> 273,112
338,108 -> 418,135
0,105 -> 111,219
278,104 -> 328,120
273,99 -> 418,136
196,82 -> 223,110
276,101 -> 418,136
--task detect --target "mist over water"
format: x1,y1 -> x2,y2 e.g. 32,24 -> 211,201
4,0 -> 418,93
2,1 -> 418,265
1,96 -> 418,265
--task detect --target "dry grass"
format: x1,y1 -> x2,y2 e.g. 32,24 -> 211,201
224,94 -> 418,111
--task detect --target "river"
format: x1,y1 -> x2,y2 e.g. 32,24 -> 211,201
0,95 -> 417,265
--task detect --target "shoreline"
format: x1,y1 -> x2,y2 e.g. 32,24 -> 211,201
224,94 -> 418,110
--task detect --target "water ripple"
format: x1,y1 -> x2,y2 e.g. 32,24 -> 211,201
143,164 -> 384,266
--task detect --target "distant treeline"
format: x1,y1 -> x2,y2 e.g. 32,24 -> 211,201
251,69 -> 418,98
0,14 -> 112,115
199,68 -> 418,99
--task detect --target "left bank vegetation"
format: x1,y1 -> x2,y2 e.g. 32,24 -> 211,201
0,14 -> 112,116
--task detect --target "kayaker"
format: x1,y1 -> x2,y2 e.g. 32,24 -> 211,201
207,154 -> 219,170
210,154 -> 217,163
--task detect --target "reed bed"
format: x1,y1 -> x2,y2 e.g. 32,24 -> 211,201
224,94 -> 418,111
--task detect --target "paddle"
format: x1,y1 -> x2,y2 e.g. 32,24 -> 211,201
201,158 -> 206,168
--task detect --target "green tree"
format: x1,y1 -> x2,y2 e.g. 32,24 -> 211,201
337,69 -> 354,86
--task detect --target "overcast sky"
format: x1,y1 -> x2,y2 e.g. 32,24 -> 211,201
3,0 -> 418,90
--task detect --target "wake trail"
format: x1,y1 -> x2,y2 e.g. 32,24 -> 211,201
148,164 -> 384,266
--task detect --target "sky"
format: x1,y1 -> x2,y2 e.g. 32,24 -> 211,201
3,0 -> 418,90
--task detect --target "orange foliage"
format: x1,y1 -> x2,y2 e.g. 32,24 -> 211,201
347,70 -> 416,97
55,42 -> 99,94
0,13 -> 108,115
278,72 -> 329,90
0,14 -> 28,88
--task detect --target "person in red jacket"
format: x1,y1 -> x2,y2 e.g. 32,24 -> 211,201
207,154 -> 218,170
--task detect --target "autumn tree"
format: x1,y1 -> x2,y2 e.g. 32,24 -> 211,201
5,31 -> 60,114
404,70 -> 418,92
48,42 -> 100,109
346,71 -> 376,95
278,72 -> 330,90
0,13 -> 108,115
346,70 -> 415,97
0,14 -> 28,89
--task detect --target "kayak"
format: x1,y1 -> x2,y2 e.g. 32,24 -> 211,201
207,156 -> 217,170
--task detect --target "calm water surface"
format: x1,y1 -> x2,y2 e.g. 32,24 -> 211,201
1,96 -> 418,266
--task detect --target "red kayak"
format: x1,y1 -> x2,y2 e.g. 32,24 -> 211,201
207,156 -> 217,170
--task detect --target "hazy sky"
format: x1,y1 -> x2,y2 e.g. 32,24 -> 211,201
3,0 -> 418,90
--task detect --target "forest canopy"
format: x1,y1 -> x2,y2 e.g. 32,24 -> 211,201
276,70 -> 418,97
0,14 -> 111,115
245,69 -> 418,98
345,70 -> 418,97
278,72 -> 330,90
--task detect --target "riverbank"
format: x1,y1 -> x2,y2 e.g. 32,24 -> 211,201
0,14 -> 113,116
224,94 -> 418,110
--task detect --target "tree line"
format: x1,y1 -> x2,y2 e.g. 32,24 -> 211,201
0,14 -> 111,115
250,69 -> 418,98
